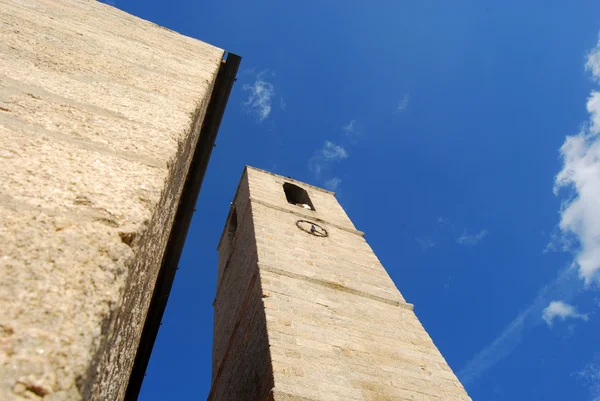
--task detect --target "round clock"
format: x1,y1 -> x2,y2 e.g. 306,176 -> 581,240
295,220 -> 328,237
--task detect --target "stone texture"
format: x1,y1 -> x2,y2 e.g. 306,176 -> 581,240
0,1 -> 224,400
209,169 -> 274,401
210,167 -> 472,401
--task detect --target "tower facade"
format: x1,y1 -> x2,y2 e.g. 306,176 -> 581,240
209,167 -> 471,401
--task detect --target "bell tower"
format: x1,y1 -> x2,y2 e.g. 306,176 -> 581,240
208,166 -> 471,401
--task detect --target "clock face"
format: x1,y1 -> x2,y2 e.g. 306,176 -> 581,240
295,220 -> 328,237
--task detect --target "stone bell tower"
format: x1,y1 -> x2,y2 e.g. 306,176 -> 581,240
208,166 -> 471,401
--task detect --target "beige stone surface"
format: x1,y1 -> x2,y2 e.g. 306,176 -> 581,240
0,1 -> 223,400
210,167 -> 471,401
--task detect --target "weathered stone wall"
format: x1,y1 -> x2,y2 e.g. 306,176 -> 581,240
210,169 -> 273,401
213,170 -> 254,379
0,1 -> 223,400
212,166 -> 471,401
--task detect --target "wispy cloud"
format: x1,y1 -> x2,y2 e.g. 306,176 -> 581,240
577,363 -> 600,401
243,71 -> 275,122
553,35 -> 600,284
342,120 -> 356,134
416,237 -> 436,251
396,94 -> 410,113
542,300 -> 589,326
414,218 -> 478,250
309,141 -> 348,179
458,267 -> 581,385
457,229 -> 488,246
308,118 -> 359,190
587,40 -> 600,79
320,141 -> 348,160
325,177 -> 342,191
545,227 -> 578,254
342,119 -> 364,143
279,97 -> 286,111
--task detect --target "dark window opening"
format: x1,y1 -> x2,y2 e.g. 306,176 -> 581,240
283,183 -> 315,211
227,208 -> 238,242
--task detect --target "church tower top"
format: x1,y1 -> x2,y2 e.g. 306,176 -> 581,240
209,166 -> 471,401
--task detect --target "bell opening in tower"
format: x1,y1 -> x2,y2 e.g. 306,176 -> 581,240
282,182 -> 315,211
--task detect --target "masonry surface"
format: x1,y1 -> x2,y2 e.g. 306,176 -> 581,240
210,166 -> 472,401
0,1 -> 224,400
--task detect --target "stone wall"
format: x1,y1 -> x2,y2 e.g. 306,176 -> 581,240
210,169 -> 274,401
0,1 -> 224,399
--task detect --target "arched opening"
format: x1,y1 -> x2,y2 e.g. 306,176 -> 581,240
283,182 -> 315,211
227,208 -> 238,242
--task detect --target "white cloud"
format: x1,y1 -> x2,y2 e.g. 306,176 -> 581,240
579,364 -> 600,381
342,119 -> 364,143
577,363 -> 600,401
325,177 -> 342,191
321,141 -> 348,160
342,120 -> 356,134
243,72 -> 274,122
457,229 -> 488,246
542,300 -> 589,326
416,237 -> 436,251
589,92 -> 600,133
309,141 -> 348,179
544,228 -> 577,254
586,36 -> 600,81
458,267 -> 581,385
553,37 -> 600,284
396,94 -> 410,112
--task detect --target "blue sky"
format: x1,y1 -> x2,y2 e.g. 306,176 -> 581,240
105,1 -> 600,400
